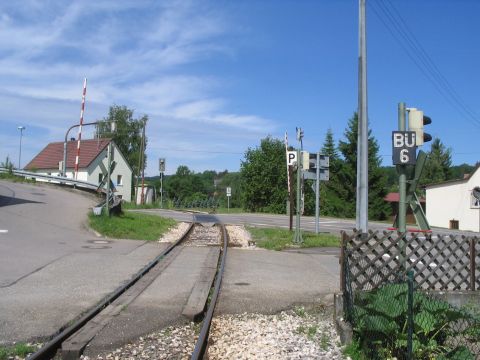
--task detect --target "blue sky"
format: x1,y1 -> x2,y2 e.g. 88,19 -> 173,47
1,0 -> 479,176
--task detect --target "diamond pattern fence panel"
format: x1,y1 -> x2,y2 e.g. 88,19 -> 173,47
341,230 -> 479,292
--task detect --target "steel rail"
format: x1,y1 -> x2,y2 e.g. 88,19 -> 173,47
27,222 -> 195,360
191,224 -> 229,360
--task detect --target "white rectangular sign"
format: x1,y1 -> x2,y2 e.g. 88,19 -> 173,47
226,187 -> 231,197
287,151 -> 297,166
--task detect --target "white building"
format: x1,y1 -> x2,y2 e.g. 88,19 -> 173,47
24,138 -> 133,201
426,166 -> 480,232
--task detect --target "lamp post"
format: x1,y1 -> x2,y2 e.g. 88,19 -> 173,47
17,126 -> 25,169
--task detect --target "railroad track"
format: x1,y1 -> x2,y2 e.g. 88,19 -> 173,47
27,216 -> 229,360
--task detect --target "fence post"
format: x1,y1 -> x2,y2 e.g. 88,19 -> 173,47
340,232 -> 347,292
407,270 -> 414,360
470,237 -> 476,291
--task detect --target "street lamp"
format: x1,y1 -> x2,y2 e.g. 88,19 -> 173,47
17,126 -> 25,169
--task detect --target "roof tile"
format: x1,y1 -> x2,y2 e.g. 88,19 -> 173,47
25,138 -> 111,170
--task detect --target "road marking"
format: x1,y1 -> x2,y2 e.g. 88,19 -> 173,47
0,230 -> 8,234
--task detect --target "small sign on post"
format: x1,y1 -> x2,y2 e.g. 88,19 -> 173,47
392,131 -> 417,165
159,158 -> 166,172
287,151 -> 297,166
226,187 -> 232,212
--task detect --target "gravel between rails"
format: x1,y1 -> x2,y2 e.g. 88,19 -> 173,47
80,307 -> 346,360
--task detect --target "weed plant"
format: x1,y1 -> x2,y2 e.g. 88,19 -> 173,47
351,283 -> 478,359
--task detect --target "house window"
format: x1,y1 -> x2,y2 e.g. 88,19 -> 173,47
117,175 -> 123,186
471,192 -> 480,209
98,173 -> 104,184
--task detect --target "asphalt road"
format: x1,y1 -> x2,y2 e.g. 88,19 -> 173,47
132,209 -> 479,237
0,181 -> 170,344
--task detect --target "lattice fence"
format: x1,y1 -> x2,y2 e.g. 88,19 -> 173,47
340,230 -> 479,292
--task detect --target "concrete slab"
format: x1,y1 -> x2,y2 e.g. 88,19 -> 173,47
216,248 -> 340,314
62,247 -> 183,360
83,246 -> 217,356
0,242 -> 169,344
182,247 -> 220,320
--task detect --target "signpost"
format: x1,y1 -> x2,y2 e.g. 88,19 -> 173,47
159,158 -> 165,208
302,152 -> 330,233
226,186 -> 231,211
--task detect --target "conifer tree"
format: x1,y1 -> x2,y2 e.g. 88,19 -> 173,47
337,113 -> 389,220
420,138 -> 452,187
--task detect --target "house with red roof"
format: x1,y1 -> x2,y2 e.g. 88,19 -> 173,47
24,138 -> 133,201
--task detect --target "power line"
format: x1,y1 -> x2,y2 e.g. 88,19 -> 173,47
369,0 -> 480,129
382,0 -> 480,124
154,147 -> 243,155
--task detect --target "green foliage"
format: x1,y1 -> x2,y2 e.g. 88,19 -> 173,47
247,226 -> 340,250
0,343 -> 35,360
343,339 -> 367,360
352,283 -> 477,359
319,128 -> 347,217
449,163 -> 476,181
335,113 -> 389,220
88,211 -> 176,241
0,156 -> 14,173
240,136 -> 287,213
96,105 -> 148,177
420,138 -> 452,188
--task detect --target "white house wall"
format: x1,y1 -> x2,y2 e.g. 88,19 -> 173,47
426,169 -> 480,232
87,144 -> 132,201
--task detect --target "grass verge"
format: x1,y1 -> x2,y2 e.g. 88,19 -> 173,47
0,172 -> 36,183
88,211 -> 176,241
0,343 -> 36,360
247,226 -> 340,250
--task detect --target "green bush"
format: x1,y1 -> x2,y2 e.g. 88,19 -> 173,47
352,283 -> 477,359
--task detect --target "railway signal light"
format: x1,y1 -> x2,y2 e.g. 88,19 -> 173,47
408,108 -> 432,146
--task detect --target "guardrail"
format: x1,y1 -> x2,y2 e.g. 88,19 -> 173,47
0,167 -> 106,194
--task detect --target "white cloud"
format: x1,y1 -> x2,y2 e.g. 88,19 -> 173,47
0,0 -> 277,175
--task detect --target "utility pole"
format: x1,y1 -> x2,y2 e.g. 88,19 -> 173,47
136,119 -> 146,205
106,141 -> 112,216
398,102 -> 407,233
140,121 -> 146,205
356,0 -> 369,234
315,152 -> 320,234
294,147 -> 303,244
159,158 -> 165,208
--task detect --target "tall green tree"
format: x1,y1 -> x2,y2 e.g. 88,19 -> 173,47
420,138 -> 452,187
337,113 -> 389,220
319,128 -> 346,216
96,105 -> 148,176
240,136 -> 287,213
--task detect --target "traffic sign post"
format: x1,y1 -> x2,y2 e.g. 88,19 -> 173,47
159,158 -> 165,208
226,187 -> 231,212
294,148 -> 303,244
301,152 -> 330,234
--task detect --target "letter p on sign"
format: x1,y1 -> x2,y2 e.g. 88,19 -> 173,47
287,151 -> 297,166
